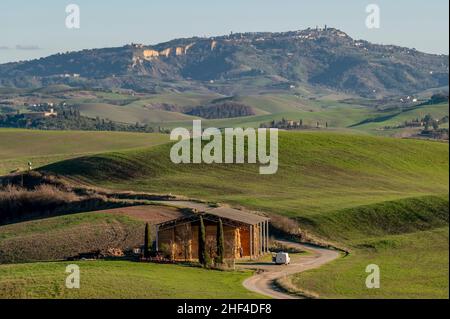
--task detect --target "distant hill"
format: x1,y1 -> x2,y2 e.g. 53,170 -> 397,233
0,28 -> 448,97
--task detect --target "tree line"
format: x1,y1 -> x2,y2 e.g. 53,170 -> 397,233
0,107 -> 156,133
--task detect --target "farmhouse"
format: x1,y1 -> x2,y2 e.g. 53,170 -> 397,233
155,205 -> 270,261
22,108 -> 58,119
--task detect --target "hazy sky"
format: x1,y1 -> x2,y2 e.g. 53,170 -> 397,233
0,0 -> 448,63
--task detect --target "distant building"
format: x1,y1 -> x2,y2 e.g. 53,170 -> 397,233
22,108 -> 57,119
44,108 -> 58,117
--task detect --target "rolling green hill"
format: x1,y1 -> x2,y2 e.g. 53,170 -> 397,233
75,102 -> 198,124
299,195 -> 449,242
68,90 -> 221,124
3,83 -> 446,138
288,196 -> 449,299
42,132 -> 449,217
155,94 -> 377,129
67,92 -> 375,128
0,129 -> 169,175
352,102 -> 449,135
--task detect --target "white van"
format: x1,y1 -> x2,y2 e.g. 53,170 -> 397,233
273,252 -> 290,265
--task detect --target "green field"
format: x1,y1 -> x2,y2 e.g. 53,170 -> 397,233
144,94 -> 380,130
0,260 -> 261,299
63,92 -> 378,129
290,227 -> 449,299
52,90 -> 450,136
0,129 -> 169,175
3,87 -> 447,138
352,102 -> 449,136
42,132 -> 449,217
75,102 -> 198,124
66,91 -> 220,124
286,195 -> 449,299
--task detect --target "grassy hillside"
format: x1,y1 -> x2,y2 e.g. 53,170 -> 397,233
63,90 -> 381,130
4,85 -> 446,138
292,228 -> 449,299
42,132 -> 449,217
352,102 -> 449,136
0,212 -> 143,264
0,204 -> 185,263
0,129 -> 169,175
288,195 -> 449,299
75,102 -> 198,124
0,261 -> 262,299
146,94 -> 377,130
298,195 -> 449,242
66,91 -> 222,124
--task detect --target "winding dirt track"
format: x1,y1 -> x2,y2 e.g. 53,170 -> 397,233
241,240 -> 340,299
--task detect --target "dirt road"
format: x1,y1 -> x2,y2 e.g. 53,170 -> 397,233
241,240 -> 340,299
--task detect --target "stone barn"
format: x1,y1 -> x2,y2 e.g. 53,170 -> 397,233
155,206 -> 270,261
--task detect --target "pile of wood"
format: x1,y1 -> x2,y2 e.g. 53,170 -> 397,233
106,248 -> 124,257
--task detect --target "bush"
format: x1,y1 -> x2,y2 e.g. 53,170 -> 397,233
0,184 -> 79,222
0,183 -> 122,224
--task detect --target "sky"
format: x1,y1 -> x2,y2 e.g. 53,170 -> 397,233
0,0 -> 448,63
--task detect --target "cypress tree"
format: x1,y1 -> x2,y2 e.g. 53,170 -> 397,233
144,223 -> 151,258
198,216 -> 210,266
216,219 -> 225,264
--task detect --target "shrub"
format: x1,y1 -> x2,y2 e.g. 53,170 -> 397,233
0,183 -> 123,224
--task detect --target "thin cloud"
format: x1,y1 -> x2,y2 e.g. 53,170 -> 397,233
0,46 -> 10,50
15,45 -> 41,50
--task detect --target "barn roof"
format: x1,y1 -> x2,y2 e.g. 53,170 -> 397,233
206,207 -> 269,225
155,201 -> 269,228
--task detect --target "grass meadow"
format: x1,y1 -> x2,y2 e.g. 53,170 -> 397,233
0,129 -> 169,175
0,260 -> 262,299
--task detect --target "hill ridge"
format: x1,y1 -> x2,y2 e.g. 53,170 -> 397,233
1,27 -> 448,97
